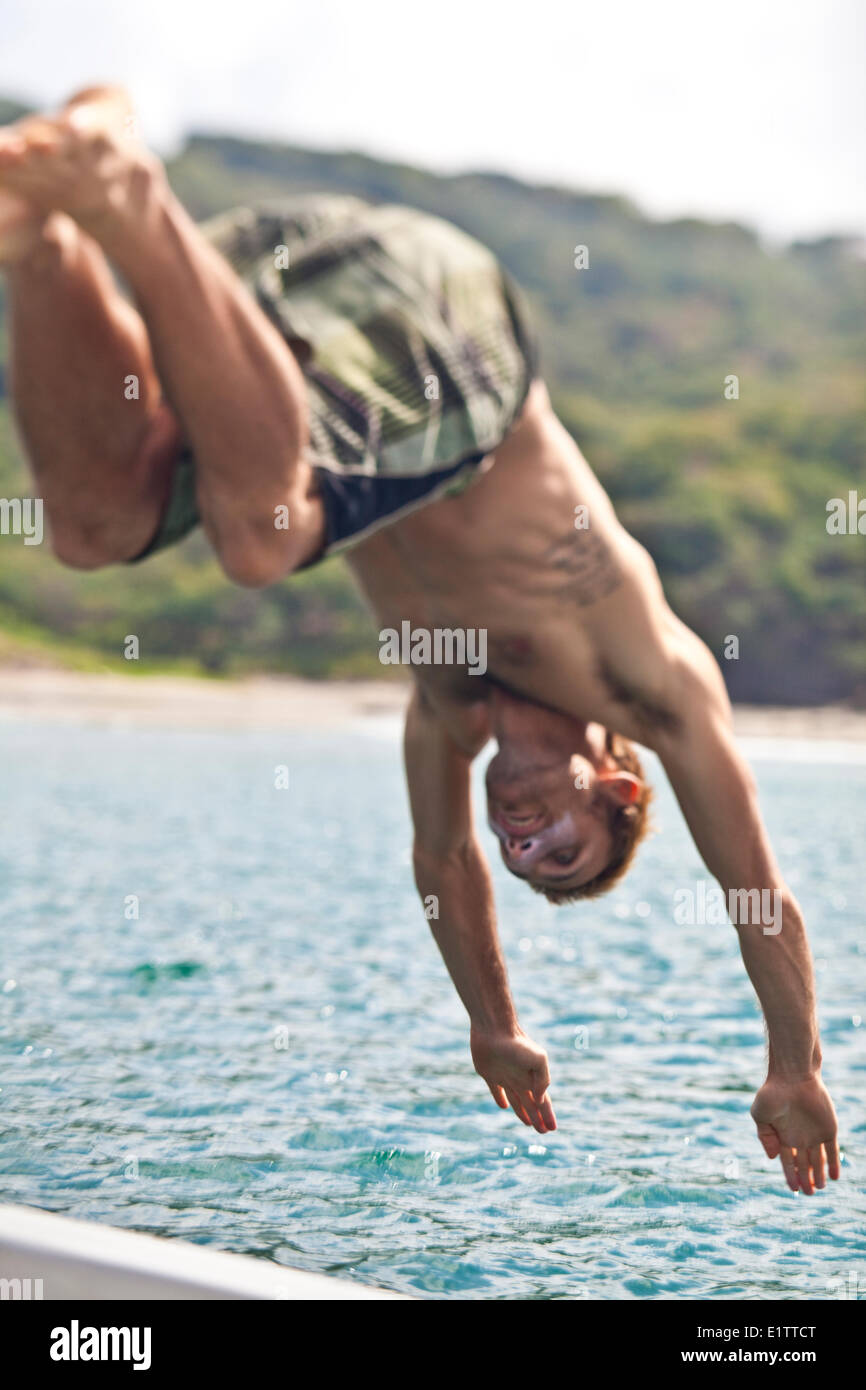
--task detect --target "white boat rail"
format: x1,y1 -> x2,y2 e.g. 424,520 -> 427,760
0,1204 -> 412,1300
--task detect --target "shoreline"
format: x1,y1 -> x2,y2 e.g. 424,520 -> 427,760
0,666 -> 865,738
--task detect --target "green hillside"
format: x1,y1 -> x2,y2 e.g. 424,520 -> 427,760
1,106 -> 864,700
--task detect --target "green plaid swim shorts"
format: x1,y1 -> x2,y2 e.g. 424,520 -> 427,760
129,193 -> 541,563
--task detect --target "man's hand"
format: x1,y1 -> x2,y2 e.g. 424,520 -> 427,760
750,1075 -> 841,1195
470,1026 -> 557,1133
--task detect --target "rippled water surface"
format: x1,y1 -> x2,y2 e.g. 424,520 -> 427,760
1,717 -> 863,1300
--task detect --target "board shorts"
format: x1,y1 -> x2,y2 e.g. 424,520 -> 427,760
127,193 -> 541,565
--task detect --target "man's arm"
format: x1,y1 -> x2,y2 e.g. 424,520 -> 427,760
654,647 -> 840,1194
403,686 -> 556,1133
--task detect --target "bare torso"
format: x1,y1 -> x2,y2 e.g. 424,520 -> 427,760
347,379 -> 722,753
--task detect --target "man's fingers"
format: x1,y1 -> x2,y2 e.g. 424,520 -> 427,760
779,1145 -> 799,1192
535,1093 -> 557,1131
526,1061 -> 555,1132
525,1088 -> 556,1133
486,1081 -> 508,1109
755,1120 -> 780,1160
808,1145 -> 826,1190
794,1147 -> 815,1195
22,130 -> 58,155
521,1092 -> 548,1133
825,1136 -> 841,1181
505,1087 -> 532,1126
0,137 -> 26,164
0,119 -> 60,158
488,1077 -> 555,1133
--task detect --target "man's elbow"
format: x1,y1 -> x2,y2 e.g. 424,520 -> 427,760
412,838 -> 481,888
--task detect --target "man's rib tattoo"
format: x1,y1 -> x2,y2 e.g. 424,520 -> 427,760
546,525 -> 624,607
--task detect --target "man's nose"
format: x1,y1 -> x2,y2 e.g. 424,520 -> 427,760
505,835 -> 540,864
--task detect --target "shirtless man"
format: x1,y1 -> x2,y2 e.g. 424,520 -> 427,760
0,89 -> 840,1196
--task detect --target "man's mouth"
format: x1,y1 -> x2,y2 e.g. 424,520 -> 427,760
493,810 -> 546,835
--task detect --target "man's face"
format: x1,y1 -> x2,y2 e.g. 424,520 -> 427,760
485,746 -> 632,893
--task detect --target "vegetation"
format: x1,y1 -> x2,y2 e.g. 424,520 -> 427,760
1,100 -> 864,702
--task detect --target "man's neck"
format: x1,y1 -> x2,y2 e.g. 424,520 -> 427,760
489,685 -> 607,762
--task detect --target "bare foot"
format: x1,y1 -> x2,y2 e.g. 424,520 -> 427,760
0,86 -> 157,239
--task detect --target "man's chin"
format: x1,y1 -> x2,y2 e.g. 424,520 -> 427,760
485,747 -> 564,801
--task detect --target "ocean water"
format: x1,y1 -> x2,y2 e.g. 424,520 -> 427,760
0,716 -> 863,1301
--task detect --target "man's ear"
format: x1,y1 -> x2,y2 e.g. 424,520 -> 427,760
598,770 -> 642,805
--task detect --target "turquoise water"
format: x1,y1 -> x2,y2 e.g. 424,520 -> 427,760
0,717 -> 863,1300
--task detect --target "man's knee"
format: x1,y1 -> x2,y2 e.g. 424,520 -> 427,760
215,529 -> 302,588
50,532 -> 122,570
209,496 -> 325,589
44,411 -> 182,571
48,509 -> 150,570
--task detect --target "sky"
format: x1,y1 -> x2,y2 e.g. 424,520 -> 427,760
0,0 -> 864,245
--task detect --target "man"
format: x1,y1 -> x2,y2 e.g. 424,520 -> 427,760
0,88 -> 840,1195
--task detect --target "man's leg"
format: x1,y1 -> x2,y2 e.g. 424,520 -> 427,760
0,90 -> 325,584
3,207 -> 182,567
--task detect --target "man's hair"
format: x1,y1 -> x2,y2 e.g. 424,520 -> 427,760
532,732 -> 653,904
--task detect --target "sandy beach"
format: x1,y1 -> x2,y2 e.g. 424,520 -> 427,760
0,665 -> 864,738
